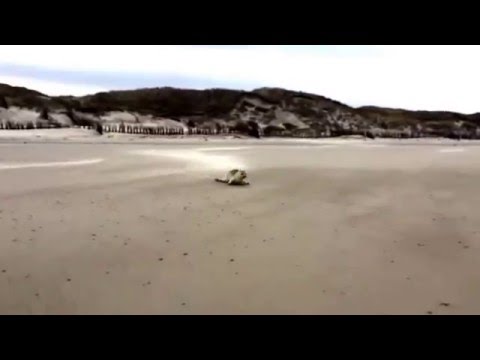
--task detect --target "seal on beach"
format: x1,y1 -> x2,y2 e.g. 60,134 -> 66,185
215,169 -> 250,186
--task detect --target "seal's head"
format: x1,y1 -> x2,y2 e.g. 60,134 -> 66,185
237,170 -> 247,181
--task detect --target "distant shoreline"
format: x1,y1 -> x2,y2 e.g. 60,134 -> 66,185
2,128 -> 480,146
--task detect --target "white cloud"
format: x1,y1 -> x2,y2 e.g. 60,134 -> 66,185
1,45 -> 480,113
0,74 -> 106,96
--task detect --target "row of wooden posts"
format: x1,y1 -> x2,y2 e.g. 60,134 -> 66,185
0,122 -> 232,135
97,125 -> 225,135
0,123 -> 62,130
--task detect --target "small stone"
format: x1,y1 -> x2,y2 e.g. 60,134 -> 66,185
1,269 -> 6,273
183,253 -> 188,256
158,258 -> 163,262
35,293 -> 39,297
67,278 -> 71,282
230,258 -> 235,262
427,311 -> 433,315
106,271 -> 110,275
181,302 -> 186,306
439,302 -> 451,307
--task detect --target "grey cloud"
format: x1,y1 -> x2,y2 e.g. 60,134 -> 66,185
0,63 -> 264,92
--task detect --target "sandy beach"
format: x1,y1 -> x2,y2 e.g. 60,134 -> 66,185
1,130 -> 480,314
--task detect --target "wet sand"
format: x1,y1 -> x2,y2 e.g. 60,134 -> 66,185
1,136 -> 480,314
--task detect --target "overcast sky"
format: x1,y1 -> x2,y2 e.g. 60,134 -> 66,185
0,45 -> 478,113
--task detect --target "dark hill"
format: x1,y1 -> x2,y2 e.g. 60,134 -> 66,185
1,83 -> 478,139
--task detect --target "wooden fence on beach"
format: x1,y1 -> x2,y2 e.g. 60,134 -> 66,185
0,122 -> 234,136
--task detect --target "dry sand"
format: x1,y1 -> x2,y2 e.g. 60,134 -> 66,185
1,130 -> 480,314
